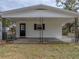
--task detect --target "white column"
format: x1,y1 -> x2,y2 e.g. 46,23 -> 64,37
0,20 -> 2,40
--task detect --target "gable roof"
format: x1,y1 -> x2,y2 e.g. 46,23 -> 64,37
1,4 -> 79,17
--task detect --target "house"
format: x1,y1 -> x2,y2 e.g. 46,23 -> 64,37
0,4 -> 79,43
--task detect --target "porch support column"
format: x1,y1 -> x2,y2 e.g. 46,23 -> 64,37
0,16 -> 2,40
74,17 -> 79,43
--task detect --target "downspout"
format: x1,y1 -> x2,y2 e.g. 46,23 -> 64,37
39,17 -> 43,43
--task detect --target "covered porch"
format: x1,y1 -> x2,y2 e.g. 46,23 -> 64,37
4,17 -> 75,43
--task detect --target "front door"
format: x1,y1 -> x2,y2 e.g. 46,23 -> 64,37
20,23 -> 26,37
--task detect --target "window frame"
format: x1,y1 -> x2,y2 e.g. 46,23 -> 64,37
34,24 -> 45,30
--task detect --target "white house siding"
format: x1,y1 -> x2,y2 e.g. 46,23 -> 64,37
15,18 -> 74,42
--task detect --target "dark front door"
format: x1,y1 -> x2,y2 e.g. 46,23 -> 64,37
20,23 -> 26,37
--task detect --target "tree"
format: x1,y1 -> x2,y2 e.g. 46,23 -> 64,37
56,0 -> 79,42
56,0 -> 79,12
2,18 -> 12,27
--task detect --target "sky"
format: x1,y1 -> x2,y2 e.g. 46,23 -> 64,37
0,0 -> 56,11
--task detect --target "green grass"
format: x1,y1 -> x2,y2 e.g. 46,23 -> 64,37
0,44 -> 79,59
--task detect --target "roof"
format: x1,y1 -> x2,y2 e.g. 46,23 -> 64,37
1,4 -> 79,18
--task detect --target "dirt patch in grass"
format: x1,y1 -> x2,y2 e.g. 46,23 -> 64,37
0,44 -> 79,59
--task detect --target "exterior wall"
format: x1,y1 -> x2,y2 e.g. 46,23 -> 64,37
16,19 -> 40,38
15,18 -> 74,42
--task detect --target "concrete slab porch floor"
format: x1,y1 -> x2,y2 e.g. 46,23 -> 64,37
13,38 -> 66,44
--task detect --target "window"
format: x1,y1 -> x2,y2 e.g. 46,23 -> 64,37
21,24 -> 24,30
34,24 -> 45,30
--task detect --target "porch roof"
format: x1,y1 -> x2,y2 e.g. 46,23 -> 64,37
1,4 -> 79,18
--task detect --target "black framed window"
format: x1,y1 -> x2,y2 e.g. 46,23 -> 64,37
34,24 -> 45,30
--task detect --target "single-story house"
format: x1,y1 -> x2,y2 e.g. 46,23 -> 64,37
0,4 -> 79,42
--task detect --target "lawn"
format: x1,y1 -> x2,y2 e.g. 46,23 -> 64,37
0,44 -> 79,59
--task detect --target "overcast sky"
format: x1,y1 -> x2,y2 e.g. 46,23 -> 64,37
0,0 -> 56,11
